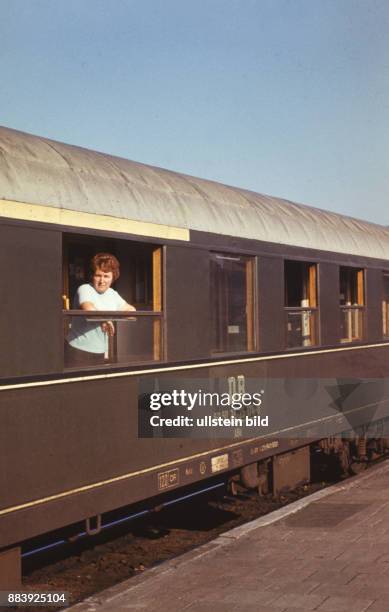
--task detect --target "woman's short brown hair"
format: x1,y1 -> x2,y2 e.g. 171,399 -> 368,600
90,253 -> 120,282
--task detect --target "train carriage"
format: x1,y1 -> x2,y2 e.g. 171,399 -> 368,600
1,125 -> 389,585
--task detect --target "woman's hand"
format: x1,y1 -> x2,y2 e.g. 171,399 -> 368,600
122,302 -> 136,321
123,303 -> 136,312
101,321 -> 115,336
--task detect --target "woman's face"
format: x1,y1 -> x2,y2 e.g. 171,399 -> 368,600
92,267 -> 113,293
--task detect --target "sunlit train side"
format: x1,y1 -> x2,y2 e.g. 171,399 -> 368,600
1,125 -> 389,583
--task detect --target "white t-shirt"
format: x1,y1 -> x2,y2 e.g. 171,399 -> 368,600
68,284 -> 126,354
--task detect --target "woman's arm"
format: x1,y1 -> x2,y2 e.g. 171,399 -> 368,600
121,302 -> 136,312
80,301 -> 97,310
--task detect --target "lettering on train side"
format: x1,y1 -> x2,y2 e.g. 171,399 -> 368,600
158,468 -> 179,491
259,441 -> 279,452
211,453 -> 229,473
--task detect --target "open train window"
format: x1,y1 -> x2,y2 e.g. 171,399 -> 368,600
339,267 -> 364,343
63,236 -> 163,369
284,261 -> 318,348
210,253 -> 255,354
382,274 -> 389,338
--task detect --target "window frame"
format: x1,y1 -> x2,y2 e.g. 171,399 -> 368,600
339,266 -> 365,344
284,260 -> 319,350
62,234 -> 164,370
210,252 -> 257,356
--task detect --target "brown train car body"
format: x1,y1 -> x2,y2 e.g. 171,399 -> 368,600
1,126 -> 389,558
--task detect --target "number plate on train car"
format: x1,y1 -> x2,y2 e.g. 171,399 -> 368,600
157,468 -> 179,491
211,453 -> 229,473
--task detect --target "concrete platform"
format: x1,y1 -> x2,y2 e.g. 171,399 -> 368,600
69,461 -> 389,611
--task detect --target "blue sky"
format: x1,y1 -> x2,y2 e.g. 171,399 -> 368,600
1,0 -> 388,224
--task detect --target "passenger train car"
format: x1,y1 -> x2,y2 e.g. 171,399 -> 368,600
1,125 -> 389,585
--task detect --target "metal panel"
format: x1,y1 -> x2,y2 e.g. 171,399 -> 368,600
165,246 -> 211,360
318,262 -> 341,346
0,223 -> 63,378
0,436 -> 299,548
258,256 -> 284,352
366,268 -> 384,342
1,126 -> 389,259
273,446 -> 310,494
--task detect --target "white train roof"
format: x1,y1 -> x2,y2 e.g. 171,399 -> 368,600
0,125 -> 388,259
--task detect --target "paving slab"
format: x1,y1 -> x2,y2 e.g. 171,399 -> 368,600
68,460 -> 389,612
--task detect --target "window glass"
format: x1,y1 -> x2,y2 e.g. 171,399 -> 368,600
285,261 -> 317,307
284,261 -> 318,348
339,268 -> 364,306
210,254 -> 255,353
339,267 -> 364,343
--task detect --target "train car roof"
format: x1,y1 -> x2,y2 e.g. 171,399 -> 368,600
0,125 -> 388,259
